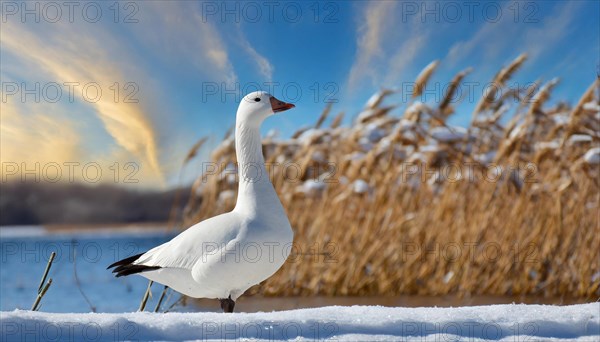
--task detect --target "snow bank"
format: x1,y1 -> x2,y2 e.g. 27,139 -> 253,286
1,303 -> 598,341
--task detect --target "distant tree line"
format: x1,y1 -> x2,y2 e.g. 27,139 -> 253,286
0,182 -> 190,226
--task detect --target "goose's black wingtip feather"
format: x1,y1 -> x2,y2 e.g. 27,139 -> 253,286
114,265 -> 161,277
107,253 -> 145,270
107,252 -> 161,277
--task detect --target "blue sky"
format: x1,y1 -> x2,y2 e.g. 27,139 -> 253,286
1,0 -> 598,188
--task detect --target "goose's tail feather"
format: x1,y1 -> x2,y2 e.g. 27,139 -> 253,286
107,253 -> 161,277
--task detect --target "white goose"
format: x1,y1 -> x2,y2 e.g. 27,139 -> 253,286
108,91 -> 295,312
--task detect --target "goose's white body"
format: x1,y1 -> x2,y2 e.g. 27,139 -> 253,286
126,92 -> 294,301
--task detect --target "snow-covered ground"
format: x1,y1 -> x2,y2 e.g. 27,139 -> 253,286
1,303 -> 598,341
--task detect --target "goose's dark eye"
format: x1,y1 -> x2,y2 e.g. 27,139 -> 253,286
254,98 -> 261,102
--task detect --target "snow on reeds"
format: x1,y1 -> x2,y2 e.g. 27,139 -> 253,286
183,57 -> 599,298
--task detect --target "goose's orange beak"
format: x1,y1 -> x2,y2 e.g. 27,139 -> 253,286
270,96 -> 295,113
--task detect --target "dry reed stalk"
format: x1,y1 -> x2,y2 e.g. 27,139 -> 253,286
168,137 -> 209,229
223,124 -> 235,140
472,54 -> 528,121
154,286 -> 169,312
291,127 -> 311,139
367,88 -> 396,109
139,280 -> 154,312
32,252 -> 56,311
511,79 -> 559,157
183,137 -> 208,165
438,68 -> 472,116
314,103 -> 333,129
561,78 -> 600,146
412,60 -> 439,100
31,279 -> 52,311
330,112 -> 345,129
527,79 -> 559,118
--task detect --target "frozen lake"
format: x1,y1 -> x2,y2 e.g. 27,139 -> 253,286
1,226 -> 179,313
0,226 -> 593,314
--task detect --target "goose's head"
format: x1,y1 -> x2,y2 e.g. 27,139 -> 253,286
237,91 -> 295,125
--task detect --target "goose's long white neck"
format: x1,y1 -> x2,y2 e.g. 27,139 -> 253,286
234,118 -> 282,217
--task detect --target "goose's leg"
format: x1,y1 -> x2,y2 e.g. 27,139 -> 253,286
219,295 -> 235,313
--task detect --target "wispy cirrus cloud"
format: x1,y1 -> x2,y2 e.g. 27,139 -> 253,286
446,1 -> 582,68
521,1 -> 581,62
384,28 -> 430,87
236,29 -> 274,82
131,1 -> 238,85
346,2 -> 434,94
347,1 -> 397,92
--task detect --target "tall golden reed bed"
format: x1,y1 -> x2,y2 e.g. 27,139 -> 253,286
182,55 -> 600,299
